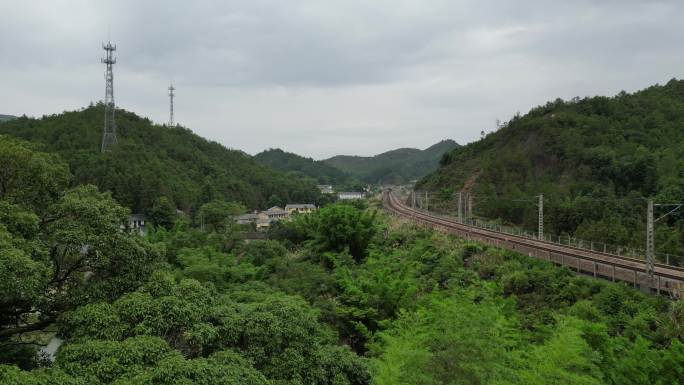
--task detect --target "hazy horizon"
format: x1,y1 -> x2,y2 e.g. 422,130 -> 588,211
1,0 -> 683,158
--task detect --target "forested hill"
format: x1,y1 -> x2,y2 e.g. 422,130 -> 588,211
323,139 -> 459,184
254,148 -> 358,187
5,135 -> 684,384
0,114 -> 16,122
0,104 -> 319,212
417,78 -> 684,257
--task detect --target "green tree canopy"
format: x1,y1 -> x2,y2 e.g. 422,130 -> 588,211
197,200 -> 245,232
0,138 -> 162,359
145,196 -> 176,229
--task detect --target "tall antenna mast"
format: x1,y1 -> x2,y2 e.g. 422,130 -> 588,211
101,41 -> 117,152
168,83 -> 175,126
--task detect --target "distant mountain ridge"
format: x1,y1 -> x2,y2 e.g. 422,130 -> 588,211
254,148 -> 357,186
323,139 -> 459,184
0,114 -> 16,122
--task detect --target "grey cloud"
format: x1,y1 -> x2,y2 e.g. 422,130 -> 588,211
0,0 -> 683,159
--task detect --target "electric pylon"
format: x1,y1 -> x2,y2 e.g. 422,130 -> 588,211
101,42 -> 117,152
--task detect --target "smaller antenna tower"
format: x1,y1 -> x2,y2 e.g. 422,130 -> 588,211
101,41 -> 117,152
168,84 -> 175,126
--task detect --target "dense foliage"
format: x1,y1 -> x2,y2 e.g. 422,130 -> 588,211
0,136 -> 368,384
419,79 -> 684,262
0,136 -> 163,368
324,139 -> 459,184
254,148 -> 361,188
0,105 -> 320,213
2,134 -> 683,384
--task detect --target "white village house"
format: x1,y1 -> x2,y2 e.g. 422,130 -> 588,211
285,203 -> 317,214
337,191 -> 364,200
236,204 -> 316,230
317,184 -> 334,194
264,206 -> 289,221
235,212 -> 271,229
121,214 -> 147,235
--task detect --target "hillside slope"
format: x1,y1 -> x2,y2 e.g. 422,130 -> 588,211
418,79 -> 684,258
0,105 -> 319,212
324,139 -> 459,184
254,148 -> 358,187
0,114 -> 16,122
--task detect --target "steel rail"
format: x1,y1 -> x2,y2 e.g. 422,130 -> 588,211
399,195 -> 684,273
383,190 -> 684,295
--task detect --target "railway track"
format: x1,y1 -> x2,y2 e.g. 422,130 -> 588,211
383,190 -> 684,297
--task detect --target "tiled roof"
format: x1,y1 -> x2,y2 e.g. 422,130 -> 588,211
285,204 -> 316,209
265,206 -> 288,215
266,210 -> 289,215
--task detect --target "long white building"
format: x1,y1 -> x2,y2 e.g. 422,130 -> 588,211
337,191 -> 364,200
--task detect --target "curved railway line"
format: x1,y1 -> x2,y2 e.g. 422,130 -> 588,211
383,190 -> 684,297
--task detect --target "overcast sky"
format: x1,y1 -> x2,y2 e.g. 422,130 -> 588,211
1,1 -> 683,159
